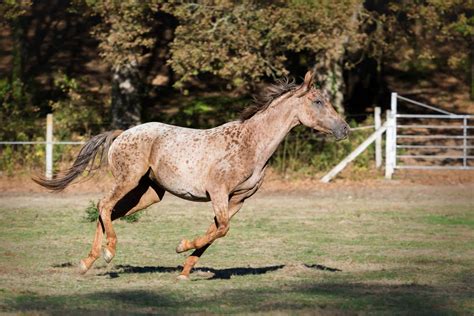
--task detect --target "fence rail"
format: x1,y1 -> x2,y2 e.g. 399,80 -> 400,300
397,114 -> 472,119
0,141 -> 85,145
385,93 -> 474,178
397,145 -> 474,149
0,114 -> 87,179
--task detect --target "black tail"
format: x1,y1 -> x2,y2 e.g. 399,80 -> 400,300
33,130 -> 123,191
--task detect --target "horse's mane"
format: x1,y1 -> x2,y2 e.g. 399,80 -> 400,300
240,77 -> 301,121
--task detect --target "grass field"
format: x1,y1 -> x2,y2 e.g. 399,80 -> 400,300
0,182 -> 473,314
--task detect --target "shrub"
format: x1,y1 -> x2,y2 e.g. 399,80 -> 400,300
84,200 -> 141,223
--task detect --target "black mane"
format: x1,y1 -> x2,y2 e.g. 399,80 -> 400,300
240,77 -> 300,121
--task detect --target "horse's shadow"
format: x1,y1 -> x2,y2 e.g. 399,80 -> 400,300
100,263 -> 341,280
53,262 -> 341,280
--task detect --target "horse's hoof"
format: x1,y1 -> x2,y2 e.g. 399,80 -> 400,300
175,240 -> 188,253
176,274 -> 190,281
102,248 -> 114,263
79,260 -> 89,274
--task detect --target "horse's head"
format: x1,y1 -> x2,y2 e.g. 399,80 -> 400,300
293,71 -> 350,140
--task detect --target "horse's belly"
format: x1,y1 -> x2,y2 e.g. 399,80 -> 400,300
151,168 -> 209,202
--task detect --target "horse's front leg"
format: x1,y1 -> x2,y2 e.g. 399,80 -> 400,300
176,192 -> 230,254
177,198 -> 244,280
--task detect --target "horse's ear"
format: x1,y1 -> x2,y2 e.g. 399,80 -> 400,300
303,70 -> 314,88
295,70 -> 314,97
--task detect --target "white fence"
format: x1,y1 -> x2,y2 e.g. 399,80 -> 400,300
0,114 -> 85,179
385,93 -> 474,178
322,93 -> 473,182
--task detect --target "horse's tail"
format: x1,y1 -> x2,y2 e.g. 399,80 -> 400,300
33,130 -> 123,192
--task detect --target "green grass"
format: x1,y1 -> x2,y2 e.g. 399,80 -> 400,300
424,214 -> 474,228
0,183 -> 473,314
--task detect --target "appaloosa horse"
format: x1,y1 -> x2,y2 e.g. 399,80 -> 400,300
35,71 -> 349,280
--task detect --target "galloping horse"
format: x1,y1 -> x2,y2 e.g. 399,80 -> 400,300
35,71 -> 349,280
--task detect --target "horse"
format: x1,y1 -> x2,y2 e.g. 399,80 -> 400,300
34,71 -> 350,280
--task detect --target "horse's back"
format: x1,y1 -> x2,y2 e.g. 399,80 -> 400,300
108,121 -> 244,200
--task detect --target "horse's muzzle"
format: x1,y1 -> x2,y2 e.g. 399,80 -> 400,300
333,123 -> 350,141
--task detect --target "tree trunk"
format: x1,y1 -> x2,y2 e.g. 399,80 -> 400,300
314,54 -> 345,115
471,43 -> 474,101
313,2 -> 363,115
111,61 -> 143,129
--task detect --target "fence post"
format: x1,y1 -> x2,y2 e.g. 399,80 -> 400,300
385,110 -> 394,179
374,107 -> 382,168
463,117 -> 467,168
391,92 -> 397,171
45,114 -> 53,180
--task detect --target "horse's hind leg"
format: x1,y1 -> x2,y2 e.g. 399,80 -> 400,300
78,177 -> 141,273
111,179 -> 164,220
79,179 -> 163,274
99,174 -> 161,264
79,219 -> 104,274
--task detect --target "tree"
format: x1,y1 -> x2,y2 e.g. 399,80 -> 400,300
164,0 -> 369,114
378,0 -> 474,100
0,0 -> 35,139
85,0 -> 159,129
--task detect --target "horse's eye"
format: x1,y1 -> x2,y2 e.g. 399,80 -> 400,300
314,99 -> 323,106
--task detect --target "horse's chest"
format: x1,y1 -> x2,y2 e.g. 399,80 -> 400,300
233,167 -> 266,193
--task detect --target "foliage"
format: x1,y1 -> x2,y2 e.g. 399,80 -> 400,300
0,74 -> 43,174
83,200 -> 99,222
0,0 -> 39,142
0,0 -> 472,173
83,0 -> 162,128
0,144 -> 44,176
0,0 -> 32,24
0,79 -> 30,140
84,0 -> 159,69
84,200 -> 142,223
164,1 -> 367,90
0,76 -> 39,140
162,95 -> 246,128
382,1 -> 473,79
49,72 -> 105,139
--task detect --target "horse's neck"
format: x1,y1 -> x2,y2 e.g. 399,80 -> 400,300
245,100 -> 299,169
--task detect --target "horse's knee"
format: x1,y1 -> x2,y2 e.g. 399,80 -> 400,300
98,199 -> 112,218
89,248 -> 101,259
217,224 -> 230,238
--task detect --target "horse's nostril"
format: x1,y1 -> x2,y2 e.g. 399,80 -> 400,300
338,124 -> 350,139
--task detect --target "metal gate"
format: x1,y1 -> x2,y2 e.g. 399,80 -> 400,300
385,93 -> 474,178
